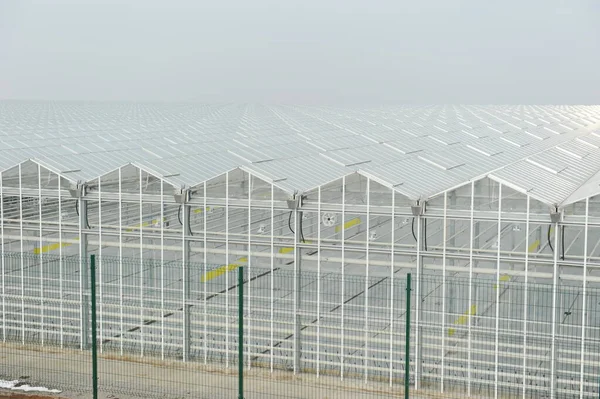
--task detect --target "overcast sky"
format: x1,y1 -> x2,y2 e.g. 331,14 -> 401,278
1,0 -> 599,104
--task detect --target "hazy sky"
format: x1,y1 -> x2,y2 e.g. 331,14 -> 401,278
1,0 -> 599,104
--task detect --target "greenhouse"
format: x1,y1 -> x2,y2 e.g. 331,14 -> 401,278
1,102 -> 600,397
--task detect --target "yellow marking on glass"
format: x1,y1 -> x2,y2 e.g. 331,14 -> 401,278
34,241 -> 73,254
335,217 -> 361,233
448,305 -> 477,336
200,257 -> 248,282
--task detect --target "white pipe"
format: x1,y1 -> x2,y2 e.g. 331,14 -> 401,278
270,181 -> 274,373
0,171 -> 5,342
38,164 -> 44,346
58,176 -> 64,348
467,181 -> 475,396
19,163 -> 25,345
550,220 -> 559,398
364,178 -> 370,384
139,168 -> 144,357
118,167 -> 124,356
579,197 -> 589,399
415,206 -> 422,389
247,175 -> 252,370
317,185 -> 322,378
225,171 -> 230,368
494,183 -> 502,399
293,184 -> 299,375
389,190 -> 395,387
202,182 -> 207,364
181,184 -> 187,362
98,178 -> 103,354
522,195 -> 530,399
441,191 -> 447,393
341,175 -> 346,381
161,180 -> 166,361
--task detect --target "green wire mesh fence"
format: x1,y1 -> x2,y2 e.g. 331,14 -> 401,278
0,251 -> 599,398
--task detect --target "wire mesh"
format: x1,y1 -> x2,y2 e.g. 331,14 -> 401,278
0,251 -> 599,398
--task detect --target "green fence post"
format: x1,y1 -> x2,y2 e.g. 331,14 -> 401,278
405,273 -> 411,399
238,266 -> 244,399
90,254 -> 98,399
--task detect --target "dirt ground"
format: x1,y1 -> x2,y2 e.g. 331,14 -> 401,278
0,342 -> 488,399
0,394 -> 68,399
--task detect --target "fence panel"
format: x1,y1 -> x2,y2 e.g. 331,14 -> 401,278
0,251 -> 599,398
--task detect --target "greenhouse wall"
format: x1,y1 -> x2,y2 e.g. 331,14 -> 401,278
1,163 -> 599,398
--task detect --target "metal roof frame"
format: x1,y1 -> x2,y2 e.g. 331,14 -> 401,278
1,102 -> 600,208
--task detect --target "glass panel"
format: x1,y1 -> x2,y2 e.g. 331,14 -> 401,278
227,169 -> 249,199
474,177 -> 499,212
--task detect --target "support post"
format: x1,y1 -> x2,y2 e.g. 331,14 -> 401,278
448,191 -> 456,318
441,192 -> 448,393
411,201 -> 425,390
90,255 -> 98,399
183,207 -> 192,362
81,204 -> 89,348
549,208 -> 562,398
238,266 -> 244,399
294,208 -> 303,373
494,184 -> 503,399
467,181 -> 476,396
183,231 -> 191,361
175,189 -> 192,362
287,194 -> 303,374
405,273 -> 411,399
416,217 -> 424,388
579,199 -> 589,399
71,183 -> 89,349
522,195 -> 531,399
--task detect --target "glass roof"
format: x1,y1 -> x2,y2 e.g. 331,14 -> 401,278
1,102 -> 599,206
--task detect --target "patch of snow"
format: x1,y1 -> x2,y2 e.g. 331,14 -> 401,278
0,380 -> 18,389
0,379 -> 61,393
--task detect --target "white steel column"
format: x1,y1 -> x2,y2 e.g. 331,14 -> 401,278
522,195 -> 530,399
58,177 -> 64,348
388,191 -> 395,387
341,176 -> 346,380
79,187 -> 90,350
181,187 -> 191,362
0,172 -> 4,342
98,179 -> 103,353
160,180 -> 165,360
414,201 -> 425,390
467,181 -> 475,396
441,192 -> 447,392
18,164 -> 25,345
37,165 -> 44,345
579,198 -> 589,399
225,172 -> 230,367
364,178 -> 370,383
550,212 -> 560,398
317,186 -> 322,378
292,193 -> 302,374
269,182 -> 274,373
139,169 -> 145,357
202,183 -> 208,364
118,167 -> 124,356
447,191 -> 456,327
494,183 -> 502,399
247,176 -> 252,370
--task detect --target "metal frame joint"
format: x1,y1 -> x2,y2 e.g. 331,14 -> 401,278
411,200 -> 425,216
174,188 -> 191,204
549,206 -> 563,224
286,191 -> 305,210
69,181 -> 87,198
